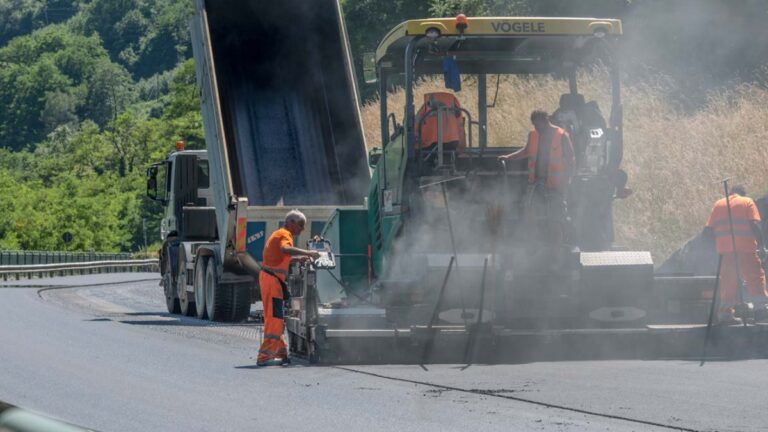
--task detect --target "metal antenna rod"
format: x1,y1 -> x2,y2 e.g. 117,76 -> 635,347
440,181 -> 469,327
700,255 -> 723,366
440,182 -> 459,266
462,256 -> 489,370
420,255 -> 456,369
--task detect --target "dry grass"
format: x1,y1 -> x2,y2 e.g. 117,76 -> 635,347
359,73 -> 768,261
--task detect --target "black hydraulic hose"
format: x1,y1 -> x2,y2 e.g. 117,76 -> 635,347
324,269 -> 375,306
235,252 -> 290,300
700,254 -> 723,367
486,74 -> 501,109
420,255 -> 456,368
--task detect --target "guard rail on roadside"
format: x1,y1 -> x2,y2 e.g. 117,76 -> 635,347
0,259 -> 159,281
0,250 -> 133,266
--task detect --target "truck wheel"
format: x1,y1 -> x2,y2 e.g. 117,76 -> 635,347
205,260 -> 233,322
163,247 -> 180,314
230,283 -> 251,322
177,249 -> 196,317
194,256 -> 208,319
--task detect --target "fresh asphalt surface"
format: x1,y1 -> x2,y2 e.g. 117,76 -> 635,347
0,274 -> 766,431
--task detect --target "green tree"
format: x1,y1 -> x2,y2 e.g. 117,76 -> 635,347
133,0 -> 192,77
40,90 -> 79,133
84,59 -> 136,127
78,0 -> 192,78
160,59 -> 204,148
0,57 -> 72,149
0,25 -> 131,149
0,0 -> 79,47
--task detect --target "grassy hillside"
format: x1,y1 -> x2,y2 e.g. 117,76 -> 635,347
359,74 -> 768,261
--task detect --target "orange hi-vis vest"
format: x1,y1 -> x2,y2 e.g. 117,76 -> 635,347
706,194 -> 761,254
527,127 -> 568,190
262,227 -> 293,280
415,92 -> 466,151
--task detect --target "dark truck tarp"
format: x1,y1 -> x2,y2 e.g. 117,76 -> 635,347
205,0 -> 369,206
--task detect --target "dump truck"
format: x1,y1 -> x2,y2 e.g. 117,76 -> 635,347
285,16 -> 768,363
145,0 -> 369,322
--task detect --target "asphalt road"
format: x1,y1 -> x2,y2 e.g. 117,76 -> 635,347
0,274 -> 766,432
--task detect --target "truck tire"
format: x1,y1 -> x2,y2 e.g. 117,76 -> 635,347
194,256 -> 208,319
177,249 -> 196,317
162,246 -> 180,314
230,283 -> 251,322
205,260 -> 233,322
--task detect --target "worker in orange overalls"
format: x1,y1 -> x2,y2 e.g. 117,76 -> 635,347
257,209 -> 320,366
703,185 -> 768,322
498,109 -> 575,244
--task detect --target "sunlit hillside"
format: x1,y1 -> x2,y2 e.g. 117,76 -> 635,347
359,73 -> 768,261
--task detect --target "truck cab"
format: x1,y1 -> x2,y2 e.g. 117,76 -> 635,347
147,148 -> 213,242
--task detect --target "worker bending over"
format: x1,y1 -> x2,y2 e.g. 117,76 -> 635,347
257,209 -> 320,366
703,185 -> 768,321
498,109 -> 575,243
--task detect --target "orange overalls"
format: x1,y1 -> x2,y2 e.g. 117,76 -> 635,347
510,127 -> 574,243
706,194 -> 767,306
257,227 -> 293,363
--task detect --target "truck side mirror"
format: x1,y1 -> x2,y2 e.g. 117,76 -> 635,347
147,166 -> 159,200
147,164 -> 169,205
363,52 -> 377,84
368,147 -> 383,168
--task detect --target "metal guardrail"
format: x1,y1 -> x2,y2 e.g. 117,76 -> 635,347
0,259 -> 159,281
0,250 -> 133,266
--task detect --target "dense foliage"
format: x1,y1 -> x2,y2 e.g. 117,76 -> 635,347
0,0 -> 766,253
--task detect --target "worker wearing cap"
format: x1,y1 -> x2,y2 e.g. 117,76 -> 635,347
703,185 -> 768,321
257,209 -> 320,366
498,109 -> 575,243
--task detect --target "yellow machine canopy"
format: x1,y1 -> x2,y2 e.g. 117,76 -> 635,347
375,16 -> 622,75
